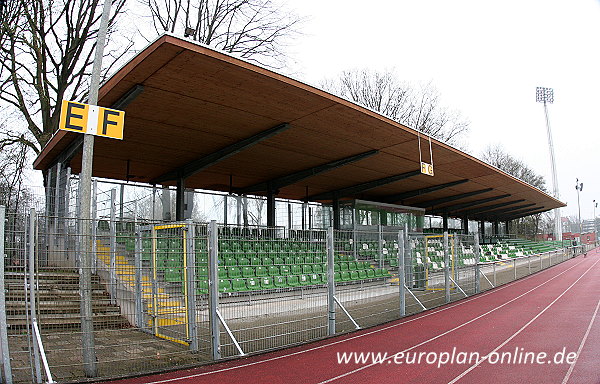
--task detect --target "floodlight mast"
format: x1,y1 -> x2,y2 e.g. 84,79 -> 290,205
536,87 -> 562,241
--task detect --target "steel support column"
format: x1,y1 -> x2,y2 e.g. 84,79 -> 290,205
267,186 -> 276,228
176,177 -> 185,221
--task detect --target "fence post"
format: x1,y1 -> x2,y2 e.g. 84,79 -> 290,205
0,206 -> 13,384
208,221 -> 220,360
134,225 -> 143,329
473,232 -> 481,294
109,188 -> 117,304
378,224 -> 383,268
185,223 -> 198,352
443,231 -> 450,303
398,230 -> 406,317
327,227 -> 336,336
405,224 -> 413,288
28,209 -> 42,383
513,258 -> 517,280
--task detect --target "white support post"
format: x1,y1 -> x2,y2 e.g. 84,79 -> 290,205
474,232 -> 481,294
208,221 -> 220,360
185,223 -> 198,351
443,231 -> 450,303
28,209 -> 42,383
398,230 -> 406,317
326,227 -> 336,336
109,189 -> 117,304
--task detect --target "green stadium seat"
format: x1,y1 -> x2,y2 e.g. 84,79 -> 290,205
251,257 -> 262,266
339,262 -> 349,271
366,269 -> 375,278
268,265 -> 280,276
321,273 -> 328,284
302,264 -> 313,274
312,264 -> 323,274
197,266 -> 208,277
294,256 -> 304,264
262,257 -> 273,265
310,273 -> 320,284
299,274 -> 311,286
224,257 -> 236,266
290,265 -> 302,275
274,257 -> 284,265
348,262 -> 357,271
256,266 -> 268,277
242,266 -> 255,278
358,270 -> 367,279
334,263 -> 340,272
274,276 -> 287,288
260,277 -> 275,290
313,256 -> 322,264
341,271 -> 351,281
238,257 -> 250,266
197,280 -> 208,294
218,267 -> 228,278
219,279 -> 232,293
280,265 -> 291,275
228,267 -> 241,279
389,259 -> 398,268
246,277 -> 259,290
304,256 -> 314,264
334,272 -> 342,282
287,275 -> 301,287
350,271 -> 360,280
284,256 -> 295,265
231,278 -> 247,291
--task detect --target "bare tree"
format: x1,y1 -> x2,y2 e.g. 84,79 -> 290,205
480,144 -> 546,192
321,69 -> 470,145
141,0 -> 302,68
0,0 -> 129,158
480,144 -> 549,238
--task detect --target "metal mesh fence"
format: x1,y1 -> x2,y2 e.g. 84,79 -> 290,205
0,207 -> 592,384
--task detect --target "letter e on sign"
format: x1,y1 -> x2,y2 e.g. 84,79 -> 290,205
60,100 -> 89,133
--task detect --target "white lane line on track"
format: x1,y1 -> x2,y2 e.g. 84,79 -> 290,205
561,296 -> 600,384
448,258 -> 600,384
132,256 -> 584,384
316,258 -> 594,384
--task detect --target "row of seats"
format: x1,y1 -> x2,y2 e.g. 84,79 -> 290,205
196,268 -> 392,294
163,262 -> 389,282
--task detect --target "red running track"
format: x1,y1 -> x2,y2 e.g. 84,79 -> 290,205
107,249 -> 600,384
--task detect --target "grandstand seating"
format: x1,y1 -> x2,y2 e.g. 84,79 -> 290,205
134,233 -> 392,295
119,228 -> 564,295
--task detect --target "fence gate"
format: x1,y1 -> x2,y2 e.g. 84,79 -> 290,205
144,223 -> 199,348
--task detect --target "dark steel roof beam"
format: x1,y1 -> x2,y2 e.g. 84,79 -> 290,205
237,150 -> 379,194
384,179 -> 470,203
479,203 -> 536,217
151,122 -> 291,184
111,84 -> 145,110
430,194 -> 511,215
496,208 -> 548,221
308,169 -> 421,201
462,200 -> 527,216
416,188 -> 493,208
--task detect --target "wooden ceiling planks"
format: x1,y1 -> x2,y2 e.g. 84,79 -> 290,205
33,34 -> 565,222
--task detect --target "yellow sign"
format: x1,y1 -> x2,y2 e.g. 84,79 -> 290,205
421,161 -> 434,176
59,100 -> 125,140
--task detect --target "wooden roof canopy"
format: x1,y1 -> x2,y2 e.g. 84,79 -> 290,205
33,33 -> 565,222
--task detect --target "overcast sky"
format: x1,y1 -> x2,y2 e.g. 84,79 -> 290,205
285,0 -> 600,221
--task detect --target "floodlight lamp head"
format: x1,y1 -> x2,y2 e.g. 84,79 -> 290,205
536,87 -> 554,104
